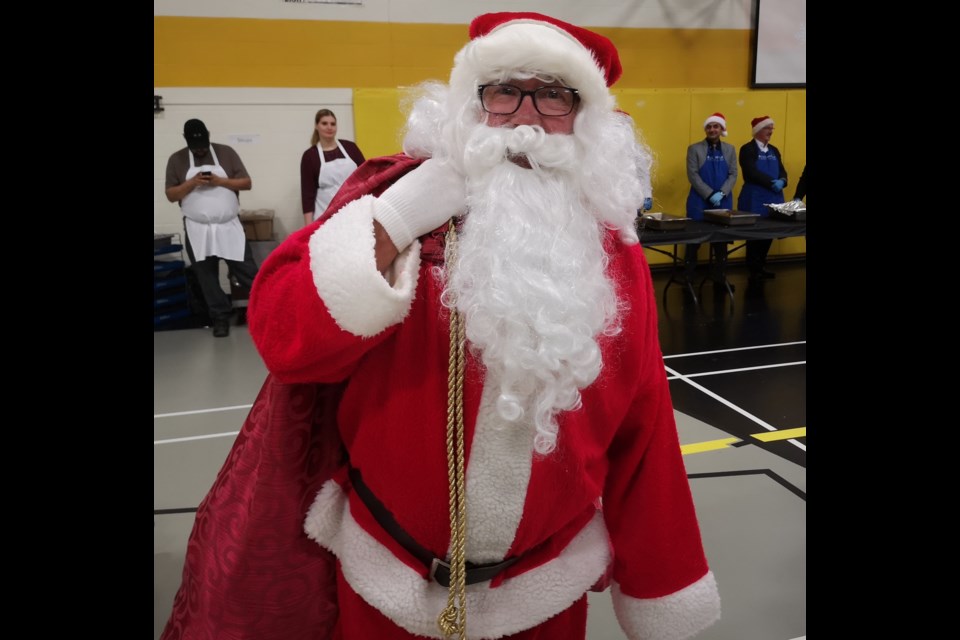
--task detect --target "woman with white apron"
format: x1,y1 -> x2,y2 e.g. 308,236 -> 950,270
300,109 -> 365,225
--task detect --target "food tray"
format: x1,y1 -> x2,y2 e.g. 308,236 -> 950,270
640,212 -> 690,230
703,209 -> 760,226
766,206 -> 807,222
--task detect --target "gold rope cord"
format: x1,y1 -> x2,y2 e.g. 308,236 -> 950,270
438,220 -> 468,640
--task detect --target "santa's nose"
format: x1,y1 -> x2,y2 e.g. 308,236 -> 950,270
510,94 -> 541,125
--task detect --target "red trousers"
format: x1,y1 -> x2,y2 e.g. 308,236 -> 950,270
332,563 -> 589,639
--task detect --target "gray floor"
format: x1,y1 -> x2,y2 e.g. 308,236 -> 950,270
154,323 -> 805,640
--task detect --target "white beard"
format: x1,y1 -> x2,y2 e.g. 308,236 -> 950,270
442,125 -> 622,455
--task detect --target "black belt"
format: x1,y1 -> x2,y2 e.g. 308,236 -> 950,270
348,467 -> 520,587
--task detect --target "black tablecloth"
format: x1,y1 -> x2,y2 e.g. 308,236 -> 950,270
638,217 -> 806,248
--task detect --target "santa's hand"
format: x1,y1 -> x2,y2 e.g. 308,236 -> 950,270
375,158 -> 467,251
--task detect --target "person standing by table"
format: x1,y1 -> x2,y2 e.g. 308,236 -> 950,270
300,109 -> 366,226
793,164 -> 807,202
737,115 -> 787,281
684,112 -> 738,282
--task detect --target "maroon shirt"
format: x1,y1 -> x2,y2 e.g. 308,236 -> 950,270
299,139 -> 366,214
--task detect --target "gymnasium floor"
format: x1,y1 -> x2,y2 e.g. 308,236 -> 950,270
154,259 -> 806,640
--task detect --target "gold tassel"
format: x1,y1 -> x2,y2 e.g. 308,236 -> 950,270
438,220 -> 468,639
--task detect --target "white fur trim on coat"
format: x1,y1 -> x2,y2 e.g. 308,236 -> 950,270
308,195 -> 421,337
449,21 -> 614,113
611,571 -> 721,640
304,479 -> 610,639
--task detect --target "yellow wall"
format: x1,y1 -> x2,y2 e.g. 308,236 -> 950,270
155,17 -> 806,264
154,18 -> 752,89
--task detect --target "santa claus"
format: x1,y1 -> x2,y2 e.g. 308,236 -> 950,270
162,11 -> 720,640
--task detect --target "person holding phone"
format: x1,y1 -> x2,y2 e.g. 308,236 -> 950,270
164,118 -> 259,337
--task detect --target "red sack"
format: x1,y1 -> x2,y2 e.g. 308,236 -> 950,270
160,375 -> 346,640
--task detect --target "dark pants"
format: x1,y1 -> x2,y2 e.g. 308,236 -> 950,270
183,226 -> 259,321
746,239 -> 773,274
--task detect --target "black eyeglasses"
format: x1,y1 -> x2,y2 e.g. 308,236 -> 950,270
478,84 -> 580,116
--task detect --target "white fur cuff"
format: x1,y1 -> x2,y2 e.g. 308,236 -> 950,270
308,195 -> 421,337
611,571 -> 721,640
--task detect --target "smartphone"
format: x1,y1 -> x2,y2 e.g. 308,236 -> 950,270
201,171 -> 212,176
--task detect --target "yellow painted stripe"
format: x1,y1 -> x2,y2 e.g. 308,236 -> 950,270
751,427 -> 806,442
681,427 -> 806,455
681,438 -> 741,455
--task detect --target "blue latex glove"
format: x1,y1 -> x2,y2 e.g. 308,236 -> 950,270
708,191 -> 724,207
642,197 -> 653,211
771,179 -> 785,191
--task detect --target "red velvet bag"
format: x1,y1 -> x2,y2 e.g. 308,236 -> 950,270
162,153 -> 426,640
160,376 -> 346,640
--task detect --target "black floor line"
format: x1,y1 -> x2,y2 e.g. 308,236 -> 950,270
688,469 -> 806,501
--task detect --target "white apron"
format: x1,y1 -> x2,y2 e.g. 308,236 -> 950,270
315,140 -> 358,216
181,145 -> 246,262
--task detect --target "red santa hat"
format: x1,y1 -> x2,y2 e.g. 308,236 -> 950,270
450,12 -> 622,111
703,112 -> 727,136
751,115 -> 775,136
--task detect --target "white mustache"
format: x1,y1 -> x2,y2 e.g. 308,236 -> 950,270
462,125 -> 578,176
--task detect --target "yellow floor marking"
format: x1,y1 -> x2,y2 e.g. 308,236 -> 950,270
681,427 -> 806,455
752,427 -> 806,442
681,438 -> 741,455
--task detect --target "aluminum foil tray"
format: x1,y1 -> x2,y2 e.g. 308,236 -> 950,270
766,202 -> 807,222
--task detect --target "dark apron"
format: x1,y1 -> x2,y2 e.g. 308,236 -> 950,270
737,149 -> 783,215
686,146 -> 732,220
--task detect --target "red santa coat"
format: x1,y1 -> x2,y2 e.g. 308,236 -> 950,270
165,154 -> 720,640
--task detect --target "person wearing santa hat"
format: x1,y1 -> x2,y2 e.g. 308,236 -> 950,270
737,115 -> 788,280
682,112 -> 739,284
161,12 -> 720,640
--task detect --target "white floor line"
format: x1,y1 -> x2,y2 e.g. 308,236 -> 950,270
155,431 -> 240,445
663,340 -> 806,360
154,404 -> 253,419
663,364 -> 806,451
666,360 -> 805,380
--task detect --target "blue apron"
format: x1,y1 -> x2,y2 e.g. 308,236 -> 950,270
737,148 -> 784,215
686,145 -> 732,220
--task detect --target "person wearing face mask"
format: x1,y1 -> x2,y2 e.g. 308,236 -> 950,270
737,115 -> 788,281
683,112 -> 739,284
299,109 -> 366,226
164,119 -> 258,337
